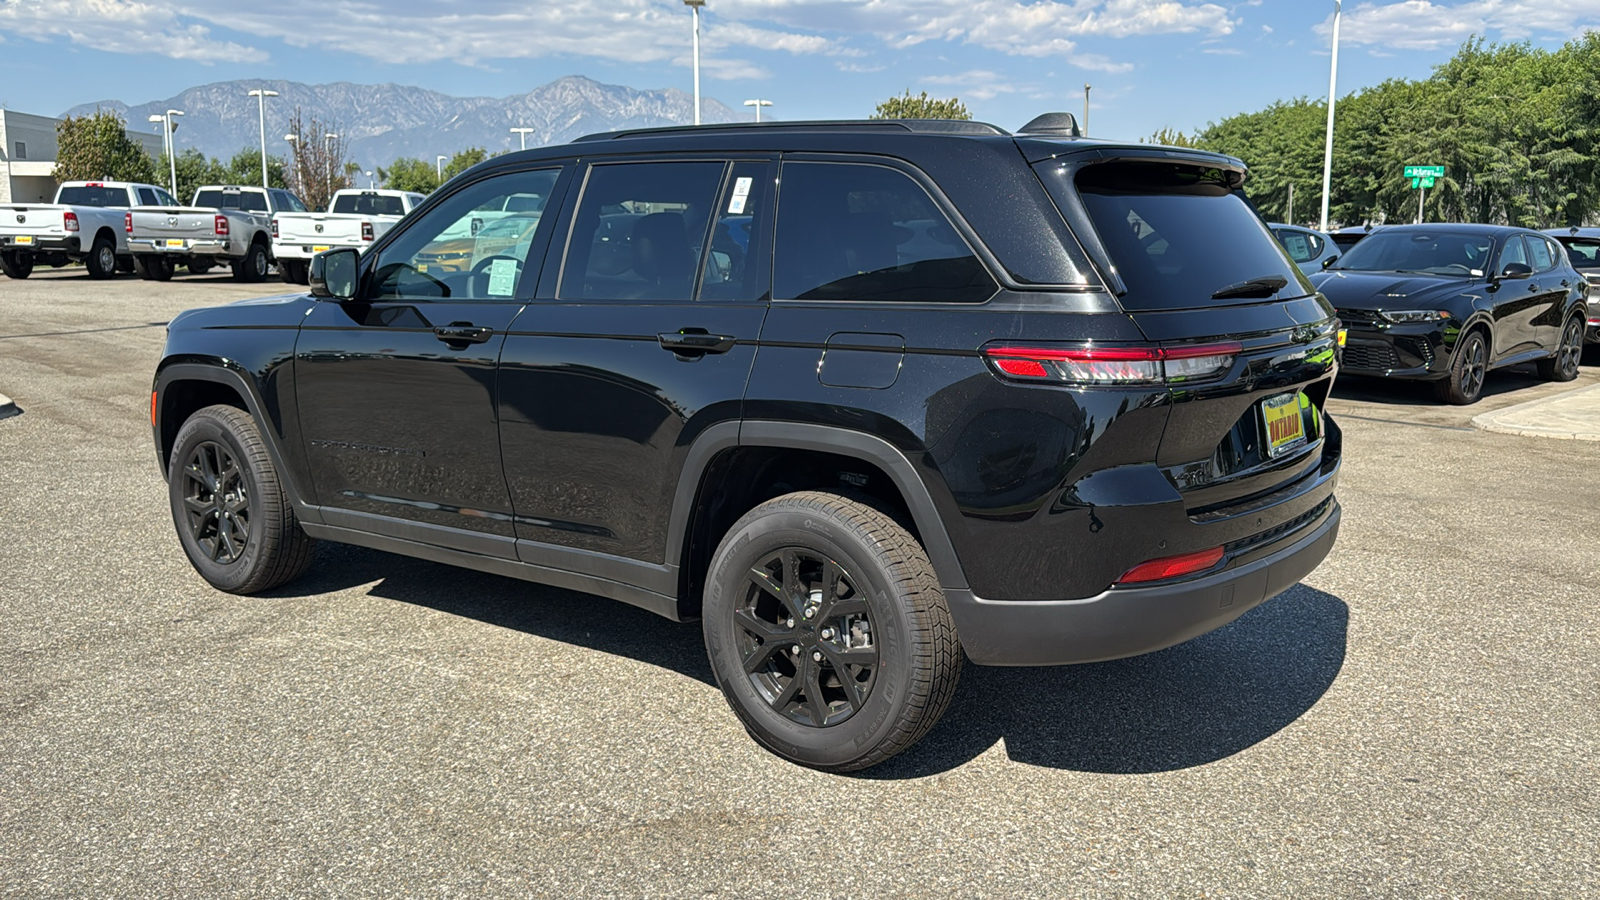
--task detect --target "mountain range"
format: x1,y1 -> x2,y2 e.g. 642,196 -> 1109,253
64,76 -> 745,169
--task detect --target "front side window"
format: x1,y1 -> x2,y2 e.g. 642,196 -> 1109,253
557,161 -> 724,302
368,168 -> 561,302
774,162 -> 995,303
1496,236 -> 1529,273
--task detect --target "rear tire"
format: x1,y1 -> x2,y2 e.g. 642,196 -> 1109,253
134,255 -> 173,282
85,236 -> 117,279
232,243 -> 269,283
0,250 -> 33,279
115,255 -> 136,274
1434,329 -> 1488,405
278,259 -> 308,285
702,491 -> 962,772
1536,316 -> 1583,382
167,404 -> 315,594
188,259 -> 215,276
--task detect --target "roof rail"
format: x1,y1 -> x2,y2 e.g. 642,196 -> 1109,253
573,119 -> 1010,142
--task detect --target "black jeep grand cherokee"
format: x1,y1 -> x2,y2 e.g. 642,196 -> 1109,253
152,117 -> 1342,770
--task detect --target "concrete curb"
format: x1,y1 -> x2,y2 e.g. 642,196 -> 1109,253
1471,382 -> 1600,442
0,392 -> 17,421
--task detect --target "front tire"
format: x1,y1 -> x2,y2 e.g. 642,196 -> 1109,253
1434,329 -> 1488,405
0,250 -> 33,279
702,491 -> 961,772
86,236 -> 117,279
1536,316 -> 1583,382
167,404 -> 315,594
232,243 -> 269,283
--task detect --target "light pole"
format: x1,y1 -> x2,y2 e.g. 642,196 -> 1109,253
324,133 -> 338,202
1083,84 -> 1091,136
284,134 -> 299,196
247,87 -> 278,188
162,110 -> 183,200
436,154 -> 447,181
1319,0 -> 1342,232
148,114 -> 168,192
510,126 -> 536,151
684,0 -> 705,125
743,99 -> 772,122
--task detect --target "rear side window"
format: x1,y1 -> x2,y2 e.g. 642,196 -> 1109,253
137,188 -> 159,206
1046,161 -> 1305,310
558,161 -> 723,302
1528,236 -> 1556,272
56,186 -> 128,207
774,162 -> 995,303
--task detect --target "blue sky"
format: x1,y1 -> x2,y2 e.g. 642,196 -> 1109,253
1,1 -> 1597,140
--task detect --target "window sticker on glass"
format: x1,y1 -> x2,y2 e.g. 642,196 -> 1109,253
487,258 -> 518,296
728,176 -> 753,214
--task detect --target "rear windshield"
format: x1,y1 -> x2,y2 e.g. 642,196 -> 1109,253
193,190 -> 269,212
1333,230 -> 1493,276
1557,237 -> 1600,270
56,186 -> 128,207
1044,161 -> 1307,310
332,193 -> 406,216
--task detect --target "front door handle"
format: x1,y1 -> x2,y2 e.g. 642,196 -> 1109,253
658,330 -> 736,356
434,323 -> 494,345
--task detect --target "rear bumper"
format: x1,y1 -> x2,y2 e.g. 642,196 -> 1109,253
2,235 -> 79,254
949,497 -> 1341,666
129,238 -> 235,257
273,241 -> 363,261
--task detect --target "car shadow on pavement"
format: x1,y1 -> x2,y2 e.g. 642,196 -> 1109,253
1331,367 -> 1549,405
267,545 -> 1347,778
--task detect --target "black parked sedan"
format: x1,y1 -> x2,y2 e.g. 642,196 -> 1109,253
1310,224 -> 1588,404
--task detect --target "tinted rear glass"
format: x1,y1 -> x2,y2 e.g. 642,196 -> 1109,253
332,193 -> 406,216
193,190 -> 269,212
1558,237 -> 1600,269
1334,230 -> 1493,276
56,186 -> 128,207
1053,162 -> 1306,310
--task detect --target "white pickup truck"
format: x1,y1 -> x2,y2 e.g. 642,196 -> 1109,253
271,189 -> 425,284
0,181 -> 177,279
126,185 -> 308,282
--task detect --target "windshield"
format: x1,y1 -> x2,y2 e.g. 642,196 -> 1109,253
333,193 -> 407,216
1334,230 -> 1493,276
1557,237 -> 1600,270
193,190 -> 269,212
1046,160 -> 1308,310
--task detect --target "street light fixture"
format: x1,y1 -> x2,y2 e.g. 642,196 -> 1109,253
743,99 -> 772,122
162,110 -> 184,199
436,154 -> 447,181
510,126 -> 536,151
247,88 -> 279,188
284,134 -> 300,196
1320,0 -> 1342,232
1083,84 -> 1091,137
684,0 -> 705,126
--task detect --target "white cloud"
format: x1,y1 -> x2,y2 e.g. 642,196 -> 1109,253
922,68 -> 1024,100
0,0 -> 267,63
1320,1 -> 1600,52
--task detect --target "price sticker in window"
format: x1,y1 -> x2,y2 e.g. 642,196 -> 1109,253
487,258 -> 517,296
728,176 -> 753,215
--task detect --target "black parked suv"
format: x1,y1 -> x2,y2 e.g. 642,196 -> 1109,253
152,117 -> 1343,770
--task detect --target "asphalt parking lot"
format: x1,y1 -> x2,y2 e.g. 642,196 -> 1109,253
2,267 -> 1597,897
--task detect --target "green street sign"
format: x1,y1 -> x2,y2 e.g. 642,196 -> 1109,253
1404,165 -> 1445,178
1411,176 -> 1436,189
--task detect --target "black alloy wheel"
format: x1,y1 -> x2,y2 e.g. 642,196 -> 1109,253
180,440 -> 251,565
737,547 -> 880,727
1436,330 -> 1488,405
1537,317 -> 1584,382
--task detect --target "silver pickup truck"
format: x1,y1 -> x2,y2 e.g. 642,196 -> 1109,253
126,185 -> 307,282
0,181 -> 176,279
271,189 -> 425,284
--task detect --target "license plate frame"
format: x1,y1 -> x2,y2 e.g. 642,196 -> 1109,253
1261,391 -> 1309,458
312,245 -> 330,253
14,235 -> 33,246
164,239 -> 186,249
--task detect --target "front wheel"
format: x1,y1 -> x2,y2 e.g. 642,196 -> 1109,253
0,250 -> 33,279
167,404 -> 315,593
1536,317 -> 1584,382
232,243 -> 269,283
702,491 -> 962,771
1434,329 -> 1488,405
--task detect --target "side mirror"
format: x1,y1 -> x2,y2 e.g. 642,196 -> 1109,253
309,248 -> 358,300
1498,262 -> 1533,279
1322,255 -> 1339,269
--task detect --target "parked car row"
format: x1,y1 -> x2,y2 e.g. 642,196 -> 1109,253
1273,222 -> 1592,404
1,181 -> 424,285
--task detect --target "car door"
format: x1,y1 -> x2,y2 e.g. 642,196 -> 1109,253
294,165 -> 569,559
496,157 -> 773,591
1524,234 -> 1569,350
1490,235 -> 1544,359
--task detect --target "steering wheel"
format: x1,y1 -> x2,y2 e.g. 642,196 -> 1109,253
469,255 -> 523,298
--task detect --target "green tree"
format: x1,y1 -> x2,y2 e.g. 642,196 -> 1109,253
1145,128 -> 1200,148
871,90 -> 971,120
53,110 -> 159,185
216,147 -> 289,189
442,147 -> 488,182
380,157 -> 440,194
170,148 -> 221,205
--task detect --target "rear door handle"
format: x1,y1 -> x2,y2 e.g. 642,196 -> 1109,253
1528,283 -> 1541,292
658,330 -> 736,355
434,323 -> 494,345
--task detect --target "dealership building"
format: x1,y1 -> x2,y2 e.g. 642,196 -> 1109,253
1,109 -> 167,204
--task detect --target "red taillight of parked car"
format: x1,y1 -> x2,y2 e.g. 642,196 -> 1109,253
125,212 -> 133,234
983,341 -> 1242,386
63,211 -> 80,232
1116,547 -> 1225,585
361,221 -> 374,241
214,215 -> 229,236
271,219 -> 278,239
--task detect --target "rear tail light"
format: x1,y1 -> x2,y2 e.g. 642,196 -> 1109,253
271,219 -> 279,238
214,215 -> 229,236
63,211 -> 79,232
124,212 -> 133,234
361,221 -> 374,241
1117,546 -> 1225,585
983,341 -> 1242,386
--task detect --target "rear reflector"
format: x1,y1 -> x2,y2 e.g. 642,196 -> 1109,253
1117,546 -> 1225,584
150,391 -> 158,427
984,342 -> 1242,385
